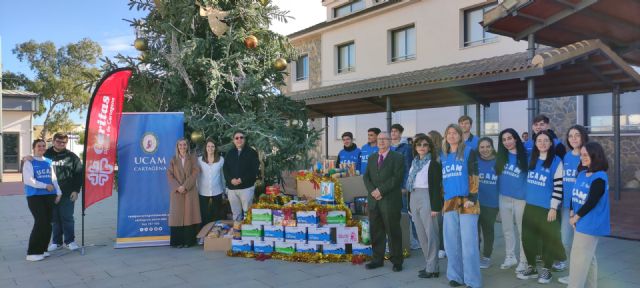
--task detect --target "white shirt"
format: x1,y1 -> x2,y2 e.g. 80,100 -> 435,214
197,156 -> 225,197
409,160 -> 430,189
22,156 -> 63,195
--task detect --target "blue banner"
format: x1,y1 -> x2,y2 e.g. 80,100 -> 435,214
115,112 -> 184,248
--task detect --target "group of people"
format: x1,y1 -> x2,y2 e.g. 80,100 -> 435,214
359,115 -> 610,288
165,130 -> 259,248
22,133 -> 83,261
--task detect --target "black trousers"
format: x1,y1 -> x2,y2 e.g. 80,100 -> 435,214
170,224 -> 198,247
27,195 -> 56,255
522,204 -> 566,269
369,203 -> 403,265
478,206 -> 499,258
199,194 -> 223,228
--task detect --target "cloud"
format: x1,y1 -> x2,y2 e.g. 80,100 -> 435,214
100,35 -> 136,55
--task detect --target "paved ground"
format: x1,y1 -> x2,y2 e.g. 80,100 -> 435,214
2,182 -> 640,287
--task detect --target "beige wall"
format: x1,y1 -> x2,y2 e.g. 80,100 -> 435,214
2,111 -> 33,167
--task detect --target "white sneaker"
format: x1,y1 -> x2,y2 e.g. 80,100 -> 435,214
515,261 -> 528,274
26,254 -> 45,261
480,257 -> 491,269
558,276 -> 569,284
552,260 -> 567,272
43,252 -> 50,257
47,243 -> 61,252
501,256 -> 518,269
66,242 -> 80,251
438,250 -> 446,259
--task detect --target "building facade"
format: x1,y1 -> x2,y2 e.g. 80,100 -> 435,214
2,89 -> 39,172
284,0 -> 640,188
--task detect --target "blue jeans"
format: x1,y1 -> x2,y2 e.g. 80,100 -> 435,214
444,211 -> 482,288
561,207 -> 574,259
51,194 -> 75,245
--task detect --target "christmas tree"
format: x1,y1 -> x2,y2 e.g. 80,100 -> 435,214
104,0 -> 321,186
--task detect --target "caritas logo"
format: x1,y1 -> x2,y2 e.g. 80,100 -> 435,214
87,96 -> 115,186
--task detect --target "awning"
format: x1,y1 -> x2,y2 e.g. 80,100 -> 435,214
482,0 -> 640,66
288,39 -> 640,118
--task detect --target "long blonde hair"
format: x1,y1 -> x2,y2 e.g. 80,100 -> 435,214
442,124 -> 466,160
174,138 -> 190,160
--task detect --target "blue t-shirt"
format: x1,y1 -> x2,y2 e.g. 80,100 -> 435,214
525,156 -> 562,209
478,157 -> 499,208
441,147 -> 472,201
498,152 -> 527,200
24,158 -> 55,197
466,134 -> 479,151
359,143 -> 379,175
571,171 -> 610,236
562,152 -> 581,208
338,145 -> 361,173
391,142 -> 412,189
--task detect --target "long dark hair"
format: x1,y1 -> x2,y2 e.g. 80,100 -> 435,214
496,128 -> 527,175
566,125 -> 589,151
412,135 -> 438,163
529,130 -> 556,170
579,142 -> 609,173
202,138 -> 220,163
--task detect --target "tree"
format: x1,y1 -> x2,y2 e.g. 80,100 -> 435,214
1,71 -> 32,90
13,38 -> 102,139
104,0 -> 321,185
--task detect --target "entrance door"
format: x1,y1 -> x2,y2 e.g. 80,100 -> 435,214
3,133 -> 20,171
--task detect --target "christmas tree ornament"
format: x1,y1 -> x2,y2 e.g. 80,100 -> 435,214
134,38 -> 148,51
197,2 -> 230,37
244,35 -> 259,49
190,130 -> 204,143
273,58 -> 287,71
258,0 -> 270,6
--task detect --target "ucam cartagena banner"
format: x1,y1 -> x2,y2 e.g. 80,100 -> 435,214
83,68 -> 132,209
115,112 -> 184,248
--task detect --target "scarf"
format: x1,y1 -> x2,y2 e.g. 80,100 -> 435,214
406,153 -> 431,192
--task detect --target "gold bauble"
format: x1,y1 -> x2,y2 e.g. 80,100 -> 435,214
190,131 -> 204,143
134,38 -> 148,51
244,35 -> 259,49
273,58 -> 287,71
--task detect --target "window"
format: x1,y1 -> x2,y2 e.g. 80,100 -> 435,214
391,25 -> 416,62
335,116 -> 357,140
334,0 -> 365,18
337,42 -> 355,74
484,104 -> 500,135
463,4 -> 497,47
295,55 -> 308,81
586,91 -> 640,132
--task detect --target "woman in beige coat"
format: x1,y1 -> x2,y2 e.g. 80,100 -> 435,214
166,138 -> 201,248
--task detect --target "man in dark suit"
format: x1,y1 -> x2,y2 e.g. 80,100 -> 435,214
363,132 -> 405,272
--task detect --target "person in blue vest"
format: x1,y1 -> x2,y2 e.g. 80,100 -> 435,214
567,142 -> 610,288
22,139 -> 62,262
518,130 -> 566,284
495,128 -> 529,273
557,125 -> 589,283
360,128 -> 380,175
477,137 -> 499,269
337,132 -> 361,173
458,115 -> 479,151
441,124 -> 481,288
524,115 -> 566,158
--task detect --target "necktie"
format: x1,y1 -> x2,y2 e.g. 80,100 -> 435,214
378,154 -> 384,168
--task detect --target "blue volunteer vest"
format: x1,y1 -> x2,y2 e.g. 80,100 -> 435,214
525,156 -> 561,209
338,146 -> 361,173
562,152 -> 581,208
478,157 -> 499,208
24,158 -> 55,197
571,171 -> 610,236
498,152 -> 527,200
441,147 -> 472,201
359,143 -> 379,175
466,135 -> 479,151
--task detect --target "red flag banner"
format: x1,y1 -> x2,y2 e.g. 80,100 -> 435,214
83,68 -> 133,209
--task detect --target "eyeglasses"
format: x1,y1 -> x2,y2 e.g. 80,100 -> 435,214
416,143 -> 429,147
234,136 -> 245,140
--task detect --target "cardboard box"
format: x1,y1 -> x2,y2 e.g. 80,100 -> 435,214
296,243 -> 319,253
307,227 -> 332,244
253,241 -> 274,253
351,243 -> 373,256
296,211 -> 318,227
204,237 -> 232,251
336,226 -> 359,244
323,243 -> 346,255
263,225 -> 285,241
296,179 -> 321,199
272,209 -> 284,226
285,226 -> 307,244
274,241 -> 295,254
231,239 -> 252,252
241,224 -> 263,241
251,209 -> 273,225
338,176 -> 368,202
325,211 -> 347,227
198,220 -> 235,251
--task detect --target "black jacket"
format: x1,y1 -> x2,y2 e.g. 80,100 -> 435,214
44,147 -> 83,195
223,146 -> 260,190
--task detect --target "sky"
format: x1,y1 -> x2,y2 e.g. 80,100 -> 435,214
0,0 -> 325,125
